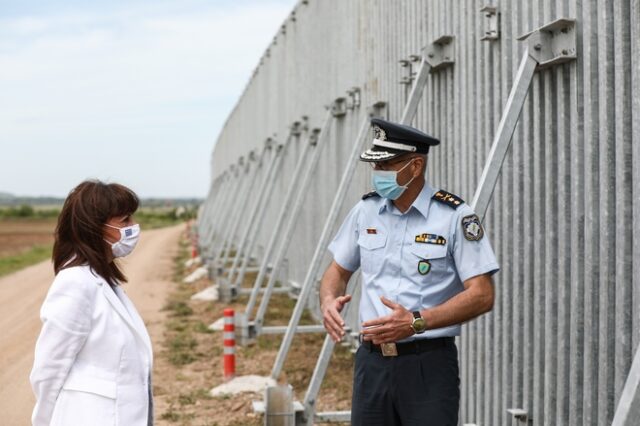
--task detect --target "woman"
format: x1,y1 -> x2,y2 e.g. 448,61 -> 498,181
30,180 -> 153,426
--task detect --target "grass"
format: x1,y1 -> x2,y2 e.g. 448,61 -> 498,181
156,234 -> 353,425
0,210 -> 187,279
162,238 -> 210,367
0,244 -> 52,277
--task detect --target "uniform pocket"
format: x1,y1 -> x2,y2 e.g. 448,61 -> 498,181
410,244 -> 449,281
410,244 -> 447,261
357,233 -> 387,274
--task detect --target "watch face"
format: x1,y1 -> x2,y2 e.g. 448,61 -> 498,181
413,318 -> 426,333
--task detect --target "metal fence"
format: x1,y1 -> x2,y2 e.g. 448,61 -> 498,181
200,1 -> 640,424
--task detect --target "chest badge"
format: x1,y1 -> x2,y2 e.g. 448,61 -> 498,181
366,228 -> 377,234
415,233 -> 446,245
418,259 -> 431,275
462,214 -> 484,241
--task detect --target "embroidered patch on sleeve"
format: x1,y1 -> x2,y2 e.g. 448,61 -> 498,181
461,214 -> 484,241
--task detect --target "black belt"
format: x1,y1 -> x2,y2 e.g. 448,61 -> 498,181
361,337 -> 453,356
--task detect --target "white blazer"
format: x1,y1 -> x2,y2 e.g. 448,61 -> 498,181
30,265 -> 153,426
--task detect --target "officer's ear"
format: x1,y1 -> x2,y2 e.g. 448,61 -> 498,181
413,155 -> 426,177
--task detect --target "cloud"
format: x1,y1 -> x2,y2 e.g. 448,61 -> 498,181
0,0 -> 295,197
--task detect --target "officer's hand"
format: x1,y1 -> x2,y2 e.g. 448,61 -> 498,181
321,295 -> 352,342
360,297 -> 414,344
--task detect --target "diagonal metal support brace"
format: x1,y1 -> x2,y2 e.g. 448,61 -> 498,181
472,18 -> 576,219
613,343 -> 640,425
269,102 -> 384,380
217,137 -> 286,299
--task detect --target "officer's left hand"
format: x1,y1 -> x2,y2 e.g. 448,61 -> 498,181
360,297 -> 414,344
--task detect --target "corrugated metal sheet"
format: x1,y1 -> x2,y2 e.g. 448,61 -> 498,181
201,1 -> 640,424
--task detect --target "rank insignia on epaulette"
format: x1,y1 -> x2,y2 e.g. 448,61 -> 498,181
362,191 -> 380,200
462,214 -> 484,241
432,190 -> 464,209
415,233 -> 446,245
366,228 -> 377,235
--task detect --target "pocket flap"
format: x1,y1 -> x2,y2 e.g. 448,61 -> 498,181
63,376 -> 117,399
357,233 -> 387,250
410,244 -> 448,260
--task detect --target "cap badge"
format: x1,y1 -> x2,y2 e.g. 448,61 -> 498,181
373,125 -> 387,141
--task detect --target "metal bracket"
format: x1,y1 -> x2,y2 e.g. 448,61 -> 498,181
480,5 -> 500,41
507,408 -> 529,422
517,18 -> 577,69
346,87 -> 361,109
308,127 -> 321,146
289,121 -> 302,136
399,57 -> 413,86
424,35 -> 455,71
264,137 -> 276,149
367,100 -> 387,117
331,97 -> 348,117
300,115 -> 309,132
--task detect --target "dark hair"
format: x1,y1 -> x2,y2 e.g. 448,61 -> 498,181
53,180 -> 139,286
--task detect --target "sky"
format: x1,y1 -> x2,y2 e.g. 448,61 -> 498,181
0,0 -> 297,198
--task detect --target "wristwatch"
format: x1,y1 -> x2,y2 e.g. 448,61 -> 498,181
410,311 -> 426,334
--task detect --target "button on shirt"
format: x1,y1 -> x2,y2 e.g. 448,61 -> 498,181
328,183 -> 500,340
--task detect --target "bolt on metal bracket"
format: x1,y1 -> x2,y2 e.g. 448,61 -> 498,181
480,5 -> 500,41
517,18 -> 577,69
331,97 -> 348,117
424,35 -> 455,71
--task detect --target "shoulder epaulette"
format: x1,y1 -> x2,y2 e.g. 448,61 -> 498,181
432,190 -> 464,209
362,191 -> 380,200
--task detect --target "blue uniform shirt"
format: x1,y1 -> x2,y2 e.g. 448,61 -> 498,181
328,183 -> 500,340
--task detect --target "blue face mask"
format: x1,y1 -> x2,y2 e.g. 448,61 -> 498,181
371,159 -> 416,200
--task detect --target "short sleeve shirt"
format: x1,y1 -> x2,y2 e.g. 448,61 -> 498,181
328,183 -> 500,340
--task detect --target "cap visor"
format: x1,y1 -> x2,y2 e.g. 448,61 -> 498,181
359,149 -> 403,162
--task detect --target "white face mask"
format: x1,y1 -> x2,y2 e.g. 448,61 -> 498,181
105,223 -> 141,258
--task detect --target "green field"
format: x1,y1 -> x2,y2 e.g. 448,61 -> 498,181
0,244 -> 52,277
0,205 -> 197,278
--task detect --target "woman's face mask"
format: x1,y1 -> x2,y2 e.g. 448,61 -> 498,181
371,158 -> 417,200
104,223 -> 141,258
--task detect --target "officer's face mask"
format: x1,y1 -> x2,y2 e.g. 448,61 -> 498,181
104,223 -> 141,258
371,158 -> 417,200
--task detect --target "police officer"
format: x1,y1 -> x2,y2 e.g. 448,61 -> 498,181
319,118 -> 499,425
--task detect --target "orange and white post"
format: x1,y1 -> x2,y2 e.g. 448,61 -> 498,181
223,308 -> 235,380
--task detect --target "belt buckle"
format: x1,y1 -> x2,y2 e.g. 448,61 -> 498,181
381,342 -> 398,357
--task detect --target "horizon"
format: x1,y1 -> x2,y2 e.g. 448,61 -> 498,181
0,0 -> 297,199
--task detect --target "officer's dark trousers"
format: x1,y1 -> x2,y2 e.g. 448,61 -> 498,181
351,339 -> 460,426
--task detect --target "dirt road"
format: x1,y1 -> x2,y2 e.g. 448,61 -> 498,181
0,224 -> 184,426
